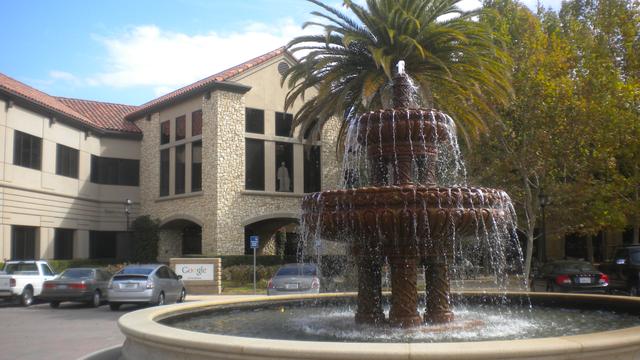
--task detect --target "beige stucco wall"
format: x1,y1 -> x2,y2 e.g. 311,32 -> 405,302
137,53 -> 342,257
0,99 -> 140,260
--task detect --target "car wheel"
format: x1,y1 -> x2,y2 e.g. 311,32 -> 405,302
109,302 -> 121,311
177,288 -> 186,303
156,292 -> 165,306
630,285 -> 639,297
49,301 -> 60,309
20,287 -> 34,307
90,291 -> 101,308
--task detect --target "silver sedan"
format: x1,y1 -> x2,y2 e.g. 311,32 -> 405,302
107,264 -> 186,310
267,263 -> 320,296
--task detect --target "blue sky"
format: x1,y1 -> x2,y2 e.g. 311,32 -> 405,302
0,0 -> 562,105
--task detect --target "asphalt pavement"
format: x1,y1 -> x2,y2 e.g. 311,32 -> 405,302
0,300 -> 128,360
0,295 -> 258,360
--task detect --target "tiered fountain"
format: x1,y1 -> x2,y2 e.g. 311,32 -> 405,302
109,63 -> 640,360
301,62 -> 513,327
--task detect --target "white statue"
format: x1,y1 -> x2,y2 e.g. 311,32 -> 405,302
397,60 -> 405,75
277,162 -> 291,191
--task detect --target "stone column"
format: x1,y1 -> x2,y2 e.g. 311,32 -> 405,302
388,255 -> 422,327
74,230 -> 90,260
354,254 -> 385,325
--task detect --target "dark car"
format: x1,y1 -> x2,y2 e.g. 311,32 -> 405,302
41,268 -> 112,308
267,263 -> 320,296
599,246 -> 640,296
530,260 -> 608,293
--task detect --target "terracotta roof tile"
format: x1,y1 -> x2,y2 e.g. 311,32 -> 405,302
0,72 -> 140,134
0,72 -> 89,124
127,46 -> 289,120
56,97 -> 141,133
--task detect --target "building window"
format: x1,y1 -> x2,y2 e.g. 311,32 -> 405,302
54,229 -> 74,260
176,115 -> 186,141
160,149 -> 170,196
304,145 -> 322,193
182,226 -> 202,255
13,130 -> 42,170
91,155 -> 139,186
245,139 -> 265,190
246,108 -> 264,134
89,231 -> 117,259
192,110 -> 202,137
175,145 -> 186,194
11,226 -> 37,260
160,120 -> 171,145
56,144 -> 79,179
275,142 -> 293,192
275,112 -> 293,137
192,141 -> 202,192
160,110 -> 202,197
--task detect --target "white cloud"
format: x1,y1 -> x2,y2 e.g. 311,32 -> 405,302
49,70 -> 83,86
85,18 -> 310,91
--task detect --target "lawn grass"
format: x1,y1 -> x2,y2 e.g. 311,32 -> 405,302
222,281 -> 267,295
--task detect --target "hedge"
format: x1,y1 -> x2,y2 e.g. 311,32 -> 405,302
46,259 -> 125,273
219,255 -> 298,267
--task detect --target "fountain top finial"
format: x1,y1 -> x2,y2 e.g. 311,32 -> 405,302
397,60 -> 406,76
393,60 -> 411,108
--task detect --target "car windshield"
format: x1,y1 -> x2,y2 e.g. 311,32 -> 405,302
4,263 -> 38,275
554,262 -> 596,272
630,249 -> 640,264
276,265 -> 317,276
118,267 -> 154,275
60,269 -> 93,279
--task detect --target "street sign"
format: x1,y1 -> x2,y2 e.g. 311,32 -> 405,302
250,236 -> 259,249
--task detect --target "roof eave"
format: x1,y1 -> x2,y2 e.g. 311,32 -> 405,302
126,80 -> 252,121
1,89 -> 141,139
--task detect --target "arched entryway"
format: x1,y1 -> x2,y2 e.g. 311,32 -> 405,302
243,214 -> 299,256
159,216 -> 203,258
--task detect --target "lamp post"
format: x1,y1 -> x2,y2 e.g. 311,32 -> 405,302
538,190 -> 549,263
124,199 -> 132,232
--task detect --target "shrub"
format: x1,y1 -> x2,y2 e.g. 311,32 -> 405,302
46,259 -> 124,273
131,215 -> 160,263
220,255 -> 297,267
223,265 -> 280,283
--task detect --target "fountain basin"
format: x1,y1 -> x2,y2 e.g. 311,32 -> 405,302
118,292 -> 640,360
302,186 -> 512,248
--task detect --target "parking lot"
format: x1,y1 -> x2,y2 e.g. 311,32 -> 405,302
0,300 -> 129,360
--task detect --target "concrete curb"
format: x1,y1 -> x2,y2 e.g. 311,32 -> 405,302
76,344 -> 122,360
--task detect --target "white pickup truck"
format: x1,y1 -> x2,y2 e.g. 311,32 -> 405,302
0,260 -> 57,306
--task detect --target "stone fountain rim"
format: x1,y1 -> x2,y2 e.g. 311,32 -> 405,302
118,292 -> 640,360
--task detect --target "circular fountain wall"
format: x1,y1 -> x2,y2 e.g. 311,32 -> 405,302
117,293 -> 640,360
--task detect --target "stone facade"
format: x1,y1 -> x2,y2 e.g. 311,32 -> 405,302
136,54 -> 343,258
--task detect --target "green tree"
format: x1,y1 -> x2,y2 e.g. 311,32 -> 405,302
130,216 -> 161,263
474,0 -> 640,275
282,0 -> 513,145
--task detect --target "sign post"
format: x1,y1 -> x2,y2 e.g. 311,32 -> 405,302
250,235 -> 259,294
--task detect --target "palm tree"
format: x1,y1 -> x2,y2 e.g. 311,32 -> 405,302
282,0 -> 513,145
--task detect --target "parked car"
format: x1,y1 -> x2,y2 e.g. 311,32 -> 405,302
267,263 -> 320,296
0,260 -> 57,306
107,264 -> 186,310
599,245 -> 640,296
40,268 -> 111,308
530,260 -> 608,293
